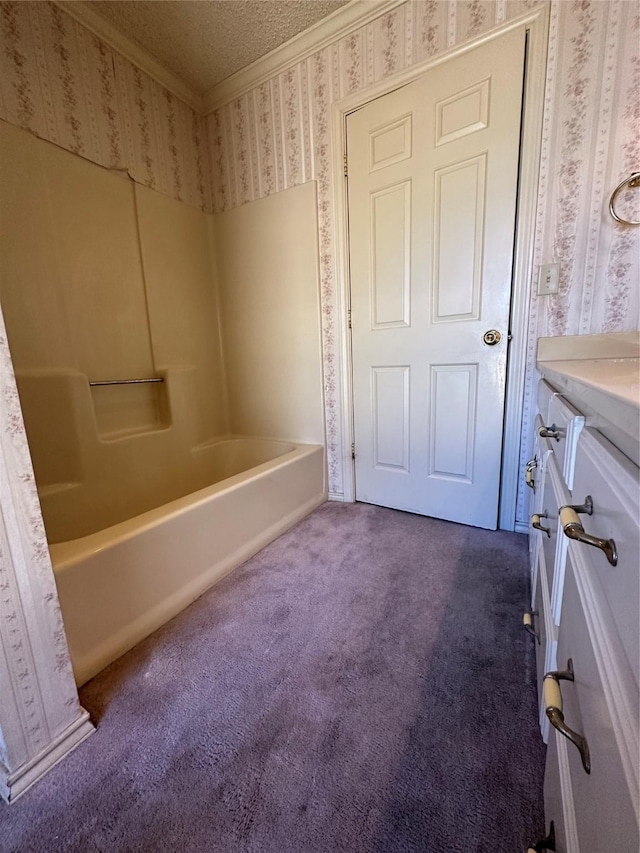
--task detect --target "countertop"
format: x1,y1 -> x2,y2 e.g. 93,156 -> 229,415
536,333 -> 640,466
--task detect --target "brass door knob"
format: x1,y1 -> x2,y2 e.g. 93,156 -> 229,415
482,329 -> 502,345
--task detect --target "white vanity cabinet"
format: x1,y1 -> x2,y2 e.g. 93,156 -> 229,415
526,336 -> 639,853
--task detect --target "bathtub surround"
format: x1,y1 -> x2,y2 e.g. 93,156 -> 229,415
0,117 -> 327,686
0,118 -> 226,418
213,181 -> 325,445
0,121 -> 324,541
1,503 -> 544,851
0,119 -> 230,541
135,183 -> 229,443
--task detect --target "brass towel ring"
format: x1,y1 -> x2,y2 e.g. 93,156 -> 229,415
609,171 -> 640,226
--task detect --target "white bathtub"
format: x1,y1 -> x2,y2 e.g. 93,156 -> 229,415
49,438 -> 326,686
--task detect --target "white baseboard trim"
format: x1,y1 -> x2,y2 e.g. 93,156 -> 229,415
514,521 -> 530,535
328,491 -> 347,502
2,712 -> 94,803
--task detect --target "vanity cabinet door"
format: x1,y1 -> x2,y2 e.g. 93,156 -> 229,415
532,564 -> 546,702
572,428 -> 640,681
543,727 -> 574,853
554,550 -> 639,853
533,555 -> 556,743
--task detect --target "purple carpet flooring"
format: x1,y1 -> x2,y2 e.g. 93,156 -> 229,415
1,503 -> 545,852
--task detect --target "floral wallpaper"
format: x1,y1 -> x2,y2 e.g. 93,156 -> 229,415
517,0 -> 639,522
535,0 -> 639,337
0,302 -> 87,775
0,1 -> 211,211
206,0 -> 639,520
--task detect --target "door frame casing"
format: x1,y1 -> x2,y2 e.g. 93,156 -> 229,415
330,5 -> 550,531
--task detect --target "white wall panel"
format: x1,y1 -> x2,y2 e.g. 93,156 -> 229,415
214,182 -> 324,446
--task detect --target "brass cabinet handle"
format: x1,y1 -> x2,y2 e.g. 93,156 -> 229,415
532,512 -> 550,537
525,457 -> 537,490
523,611 -> 540,643
544,658 -> 591,774
527,822 -> 556,852
538,423 -> 562,441
559,497 -> 618,566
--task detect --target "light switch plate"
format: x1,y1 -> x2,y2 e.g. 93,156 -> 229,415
538,263 -> 559,296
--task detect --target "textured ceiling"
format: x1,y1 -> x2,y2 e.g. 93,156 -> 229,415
84,0 -> 351,92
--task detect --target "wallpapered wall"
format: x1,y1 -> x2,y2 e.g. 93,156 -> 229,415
0,1 -> 211,211
206,0 -> 639,521
0,0 -> 639,524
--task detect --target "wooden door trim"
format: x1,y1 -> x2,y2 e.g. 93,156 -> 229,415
330,5 -> 550,531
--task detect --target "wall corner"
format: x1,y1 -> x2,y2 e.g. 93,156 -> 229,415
0,305 -> 94,804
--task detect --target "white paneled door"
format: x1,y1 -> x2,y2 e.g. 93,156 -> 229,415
348,28 -> 526,529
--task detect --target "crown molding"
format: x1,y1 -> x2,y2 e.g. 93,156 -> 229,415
54,0 -> 406,117
202,0 -> 406,114
54,1 -> 203,113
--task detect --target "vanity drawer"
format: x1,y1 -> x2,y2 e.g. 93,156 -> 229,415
537,451 -> 569,608
528,416 -> 552,578
529,417 -> 552,511
537,378 -> 559,422
545,394 -> 585,491
552,550 -> 639,853
571,428 -> 640,680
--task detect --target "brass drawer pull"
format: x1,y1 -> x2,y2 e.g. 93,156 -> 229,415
544,658 -> 591,774
538,423 -> 562,441
523,610 -> 540,643
531,512 -> 550,537
525,457 -> 537,490
559,496 -> 618,566
527,821 -> 556,852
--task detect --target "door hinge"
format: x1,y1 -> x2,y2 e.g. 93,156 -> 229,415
351,442 -> 356,460
348,308 -> 352,329
344,154 -> 348,177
